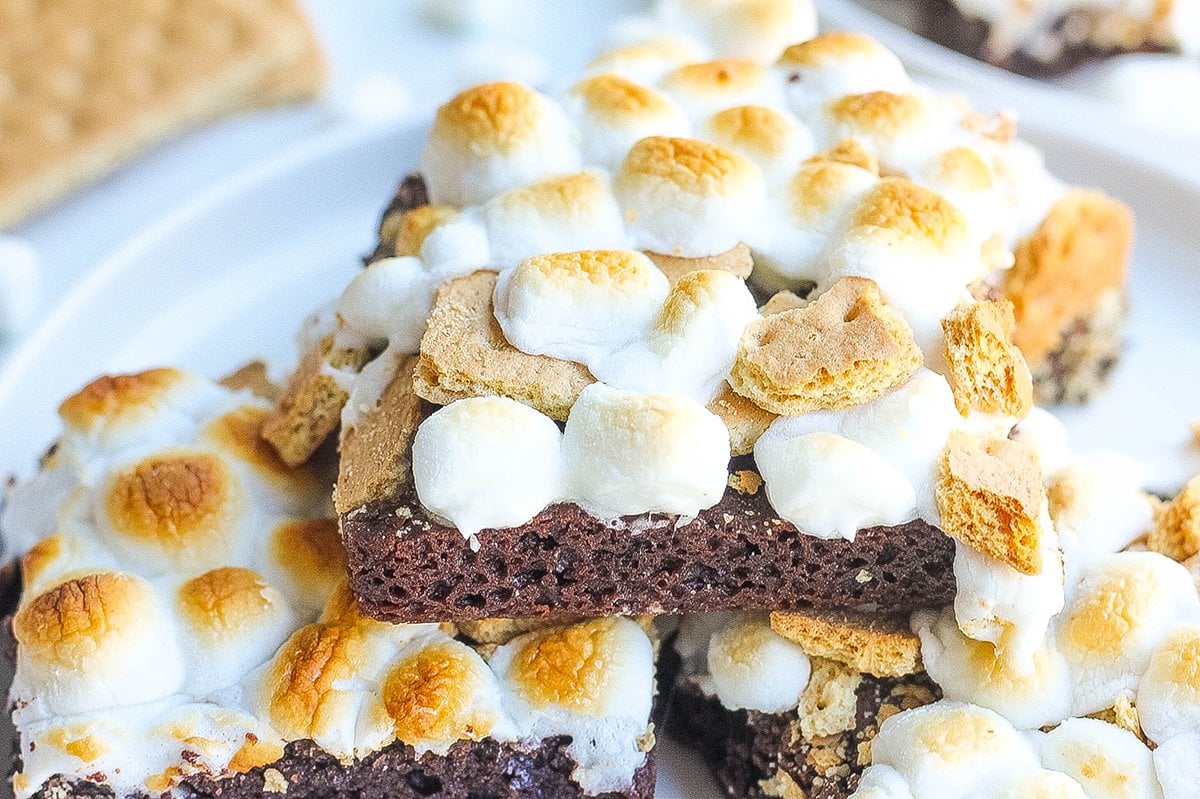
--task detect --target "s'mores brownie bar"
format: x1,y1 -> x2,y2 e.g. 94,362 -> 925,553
2,369 -> 661,799
917,0 -> 1199,77
672,415 -> 1200,798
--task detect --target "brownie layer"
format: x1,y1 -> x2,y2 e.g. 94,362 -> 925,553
343,463 -> 956,624
364,173 -> 430,265
1031,291 -> 1124,405
918,0 -> 1164,77
667,672 -> 938,799
20,737 -> 655,799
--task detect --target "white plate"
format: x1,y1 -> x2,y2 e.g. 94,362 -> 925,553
0,106 -> 1196,799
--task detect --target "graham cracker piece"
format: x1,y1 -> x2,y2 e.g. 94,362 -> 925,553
794,657 -> 864,740
759,290 -> 810,316
708,382 -> 777,456
770,609 -> 922,678
935,431 -> 1045,575
0,0 -> 320,229
218,360 -> 278,401
413,270 -> 595,421
729,276 -> 922,416
262,335 -> 370,468
1005,190 -> 1133,363
727,469 -> 763,496
941,300 -> 1033,417
1147,475 -> 1200,562
248,1 -> 326,106
334,353 -> 423,515
457,617 -> 585,646
644,243 -> 753,286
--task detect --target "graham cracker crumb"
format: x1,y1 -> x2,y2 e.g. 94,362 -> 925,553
644,243 -> 753,286
261,768 -> 288,793
707,381 -> 778,456
728,470 -> 764,496
941,300 -> 1033,418
414,271 -> 595,420
729,276 -> 922,416
760,290 -> 810,316
935,431 -> 1045,575
1087,692 -> 1145,743
758,769 -> 807,799
1147,475 -> 1200,562
457,617 -> 581,645
771,610 -> 921,678
796,658 -> 863,739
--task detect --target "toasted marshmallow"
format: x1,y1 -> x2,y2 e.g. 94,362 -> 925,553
586,34 -> 709,85
337,257 -> 439,354
564,75 -> 690,169
2,466 -> 80,558
1153,730 -> 1200,799
95,449 -> 246,577
490,617 -> 655,794
706,617 -> 811,713
827,178 -> 975,355
493,250 -> 669,364
913,607 -> 1072,729
590,269 -> 759,402
777,33 -> 911,115
661,59 -> 782,120
265,519 -> 347,616
656,0 -> 817,62
703,105 -> 815,178
851,765 -> 915,799
1010,406 -> 1071,477
415,210 -> 492,279
1136,623 -> 1200,744
357,634 -> 513,756
996,770 -> 1088,798
175,567 -> 298,696
412,397 -> 564,540
1057,552 -> 1200,716
421,82 -> 581,206
562,383 -> 730,519
748,156 -> 877,286
482,171 -> 629,268
819,91 -> 940,169
1039,718 -> 1163,799
755,428 -> 916,540
18,531 -> 119,600
953,535 -> 1065,671
870,701 -> 1041,799
12,572 -> 184,720
1049,454 -> 1154,573
615,136 -> 765,257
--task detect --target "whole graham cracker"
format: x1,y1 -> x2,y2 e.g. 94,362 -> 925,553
0,0 -> 325,229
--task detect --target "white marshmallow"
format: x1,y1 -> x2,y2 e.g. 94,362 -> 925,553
755,429 -> 916,540
1136,623 -> 1200,744
702,104 -> 817,182
660,59 -> 784,121
1050,454 -> 1154,576
1010,406 -> 1071,477
561,383 -> 730,520
1153,730 -> 1200,799
656,0 -> 817,62
417,210 -> 492,279
336,256 -> 438,353
493,250 -> 669,365
776,33 -> 912,116
706,617 -> 811,713
1039,718 -> 1164,799
412,397 -> 564,539
850,765 -> 915,799
563,75 -> 691,170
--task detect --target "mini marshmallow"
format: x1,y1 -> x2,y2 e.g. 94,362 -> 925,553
17,531 -> 119,600
870,701 -> 1041,799
420,82 -> 581,206
1039,718 -> 1164,799
703,104 -> 816,179
1056,552 -> 1200,716
561,382 -> 730,520
776,33 -> 912,116
416,210 -> 492,279
996,770 -> 1088,798
1136,623 -> 1200,744
755,428 -> 916,540
706,616 -> 812,713
589,269 -> 759,402
564,74 -> 691,170
338,256 -> 441,352
614,136 -> 765,258
1152,730 -> 1200,799
490,618 -> 655,795
913,606 -> 1072,729
851,765 -> 915,799
656,0 -> 817,62
1010,406 -> 1071,477
411,397 -> 564,539
12,572 -> 185,722
1049,454 -> 1154,574
660,59 -> 783,121
482,171 -> 629,268
493,249 -> 669,364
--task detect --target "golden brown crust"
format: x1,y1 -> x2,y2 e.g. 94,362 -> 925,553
1005,189 -> 1133,362
431,81 -> 544,153
382,641 -> 495,745
510,617 -> 624,715
15,572 -> 150,666
270,519 -> 347,595
935,431 -> 1045,575
618,135 -> 758,197
808,139 -> 879,174
771,609 -> 922,678
412,270 -> 595,420
941,300 -> 1033,418
261,620 -> 368,741
262,336 -> 370,468
729,276 -> 922,415
58,368 -> 185,430
1147,475 -> 1200,562
644,243 -> 754,286
178,567 -> 276,640
777,31 -> 887,66
334,355 -> 423,515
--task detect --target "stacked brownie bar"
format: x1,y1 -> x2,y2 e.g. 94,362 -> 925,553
2,2 -> 1172,798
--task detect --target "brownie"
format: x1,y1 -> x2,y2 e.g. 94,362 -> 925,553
364,173 -> 430,265
343,460 -> 956,624
667,670 -> 939,799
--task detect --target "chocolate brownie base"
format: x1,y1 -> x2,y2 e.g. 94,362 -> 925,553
343,462 -> 956,624
19,737 -> 655,799
667,672 -> 938,799
918,0 -> 1165,77
364,173 -> 430,265
1031,290 -> 1125,405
